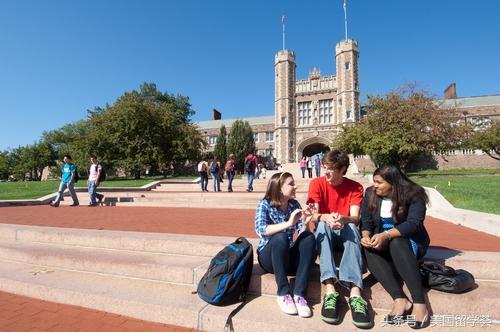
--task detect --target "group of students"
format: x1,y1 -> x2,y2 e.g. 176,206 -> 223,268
255,150 -> 431,329
197,154 -> 237,192
49,154 -> 104,207
197,151 -> 263,193
299,153 -> 323,179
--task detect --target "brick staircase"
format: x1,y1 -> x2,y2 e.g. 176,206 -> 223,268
0,223 -> 498,331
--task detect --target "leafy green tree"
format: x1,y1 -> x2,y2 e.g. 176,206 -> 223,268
227,120 -> 255,170
469,121 -> 500,161
0,151 -> 10,180
213,125 -> 227,164
9,142 -> 56,180
86,83 -> 203,178
333,85 -> 464,170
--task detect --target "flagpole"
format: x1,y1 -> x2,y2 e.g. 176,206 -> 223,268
282,15 -> 286,50
343,0 -> 348,40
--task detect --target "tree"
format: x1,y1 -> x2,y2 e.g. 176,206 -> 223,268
469,121 -> 500,161
9,142 -> 56,180
333,84 -> 464,170
0,151 -> 10,180
213,125 -> 227,164
86,83 -> 203,178
227,120 -> 255,170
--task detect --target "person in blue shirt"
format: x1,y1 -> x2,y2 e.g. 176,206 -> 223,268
360,164 -> 430,329
254,172 -> 316,318
50,155 -> 79,207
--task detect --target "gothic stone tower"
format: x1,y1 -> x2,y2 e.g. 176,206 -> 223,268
274,50 -> 296,164
335,39 -> 360,123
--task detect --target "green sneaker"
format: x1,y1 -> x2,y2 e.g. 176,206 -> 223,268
349,296 -> 371,328
321,292 -> 340,324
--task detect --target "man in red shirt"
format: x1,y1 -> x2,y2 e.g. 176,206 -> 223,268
307,150 -> 370,328
244,151 -> 257,192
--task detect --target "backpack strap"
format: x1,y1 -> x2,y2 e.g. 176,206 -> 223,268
224,297 -> 247,332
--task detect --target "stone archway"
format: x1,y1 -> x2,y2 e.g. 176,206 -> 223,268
296,136 -> 331,160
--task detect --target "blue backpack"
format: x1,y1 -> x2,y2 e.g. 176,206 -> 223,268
196,237 -> 253,306
196,237 -> 254,330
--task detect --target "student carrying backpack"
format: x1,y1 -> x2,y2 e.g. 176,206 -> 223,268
209,161 -> 219,174
244,158 -> 253,173
95,163 -> 106,182
195,237 -> 254,330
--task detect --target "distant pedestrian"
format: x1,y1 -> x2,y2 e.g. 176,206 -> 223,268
50,155 -> 79,207
299,156 -> 307,178
314,154 -> 322,177
244,151 -> 258,192
209,157 -> 221,192
197,159 -> 209,192
87,155 -> 104,207
225,154 -> 236,192
306,157 -> 313,178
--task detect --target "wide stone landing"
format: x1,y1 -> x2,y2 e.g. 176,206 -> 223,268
0,223 -> 498,331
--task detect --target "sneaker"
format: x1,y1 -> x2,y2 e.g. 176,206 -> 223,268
349,296 -> 371,328
293,295 -> 312,318
98,195 -> 104,204
276,294 -> 297,315
321,292 -> 340,324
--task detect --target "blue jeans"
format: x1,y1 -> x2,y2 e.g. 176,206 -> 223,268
87,180 -> 104,204
199,172 -> 208,191
52,181 -> 79,206
211,172 -> 220,191
258,231 -> 317,297
315,164 -> 321,177
226,170 -> 235,191
315,221 -> 364,289
247,172 -> 255,191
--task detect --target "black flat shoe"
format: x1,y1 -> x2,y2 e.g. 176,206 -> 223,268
408,314 -> 430,329
384,304 -> 413,325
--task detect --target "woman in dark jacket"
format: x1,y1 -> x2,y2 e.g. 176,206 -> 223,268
360,164 -> 430,329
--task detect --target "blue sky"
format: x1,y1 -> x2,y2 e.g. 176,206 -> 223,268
1,0 -> 499,150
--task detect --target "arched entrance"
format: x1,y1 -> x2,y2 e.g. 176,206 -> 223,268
296,136 -> 331,160
302,143 -> 330,158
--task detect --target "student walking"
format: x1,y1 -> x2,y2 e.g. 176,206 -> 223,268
224,154 -> 236,192
87,155 -> 104,207
50,155 -> 79,207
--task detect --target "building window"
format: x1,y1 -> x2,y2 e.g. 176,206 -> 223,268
281,116 -> 287,125
318,99 -> 333,124
253,132 -> 259,143
265,132 -> 274,142
346,111 -> 352,120
298,101 -> 312,126
265,148 -> 274,157
208,135 -> 217,145
345,62 -> 350,70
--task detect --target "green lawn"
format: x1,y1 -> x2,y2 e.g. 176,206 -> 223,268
409,168 -> 500,176
0,176 -> 197,200
412,176 -> 500,215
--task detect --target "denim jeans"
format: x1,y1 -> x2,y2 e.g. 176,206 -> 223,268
258,231 -> 317,297
52,181 -> 79,206
87,180 -> 103,204
199,172 -> 208,191
226,170 -> 235,191
211,172 -> 220,191
315,164 -> 321,177
315,221 -> 364,289
247,172 -> 255,191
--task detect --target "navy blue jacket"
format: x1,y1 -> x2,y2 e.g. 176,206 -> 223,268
361,187 -> 430,258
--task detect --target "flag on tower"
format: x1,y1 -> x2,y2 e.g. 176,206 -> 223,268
281,15 -> 285,24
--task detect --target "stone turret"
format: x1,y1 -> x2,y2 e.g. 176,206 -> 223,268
335,39 -> 360,124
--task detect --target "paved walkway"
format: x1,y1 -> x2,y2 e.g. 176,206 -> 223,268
0,205 -> 499,332
1,206 -> 500,252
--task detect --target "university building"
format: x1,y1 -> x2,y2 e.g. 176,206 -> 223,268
195,40 -> 500,168
196,38 -> 360,165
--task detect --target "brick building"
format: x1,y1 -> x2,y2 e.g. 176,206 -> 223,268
196,38 -> 360,164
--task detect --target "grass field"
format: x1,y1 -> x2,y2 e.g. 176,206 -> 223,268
409,168 -> 500,176
0,176 -> 197,200
412,176 -> 500,215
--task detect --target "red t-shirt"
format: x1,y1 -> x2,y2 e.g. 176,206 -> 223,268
307,176 -> 363,215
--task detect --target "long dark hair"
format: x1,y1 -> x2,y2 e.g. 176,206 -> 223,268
264,172 -> 293,207
367,164 -> 428,222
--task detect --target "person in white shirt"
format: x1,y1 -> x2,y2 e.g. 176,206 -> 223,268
88,155 -> 104,207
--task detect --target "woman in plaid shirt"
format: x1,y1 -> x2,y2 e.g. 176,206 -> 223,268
255,172 -> 316,318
